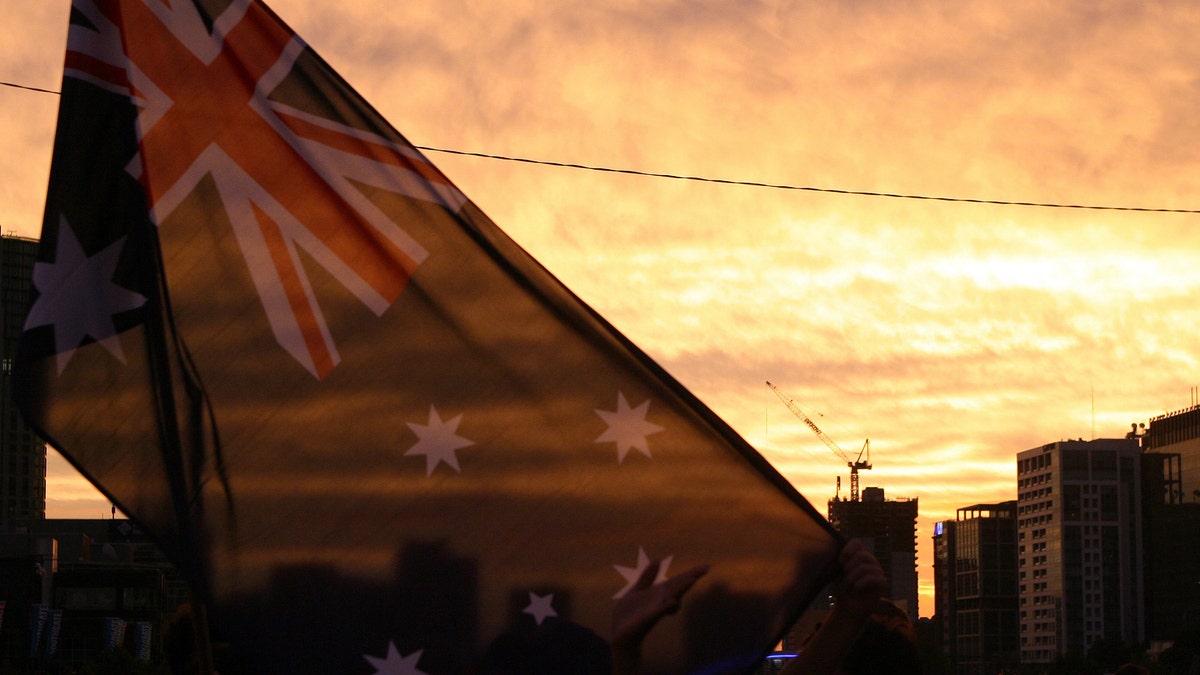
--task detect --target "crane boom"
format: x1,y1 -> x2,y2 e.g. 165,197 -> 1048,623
766,381 -> 872,501
768,382 -> 848,463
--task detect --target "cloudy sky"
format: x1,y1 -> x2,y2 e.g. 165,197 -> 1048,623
5,0 -> 1200,617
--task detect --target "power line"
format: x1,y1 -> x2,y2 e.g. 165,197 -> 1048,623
416,147 -> 1200,214
6,79 -> 1200,214
2,81 -> 60,95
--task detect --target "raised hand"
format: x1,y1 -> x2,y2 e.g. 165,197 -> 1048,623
611,559 -> 710,675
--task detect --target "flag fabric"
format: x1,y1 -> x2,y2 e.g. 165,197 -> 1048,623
15,1 -> 840,673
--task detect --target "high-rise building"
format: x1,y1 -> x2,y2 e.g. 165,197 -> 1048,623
1016,438 -> 1142,664
933,502 -> 1018,675
1140,406 -> 1200,644
828,486 -> 919,620
1,233 -> 47,531
932,517 -> 957,666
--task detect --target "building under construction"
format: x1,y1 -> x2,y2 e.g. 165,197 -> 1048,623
828,486 -> 919,621
765,382 -> 918,616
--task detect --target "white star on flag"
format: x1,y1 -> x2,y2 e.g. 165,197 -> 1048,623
23,217 -> 148,374
405,405 -> 474,476
613,546 -> 673,599
363,641 -> 426,675
523,591 -> 558,626
595,391 -> 664,463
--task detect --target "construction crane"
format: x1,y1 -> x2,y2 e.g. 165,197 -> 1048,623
766,381 -> 872,502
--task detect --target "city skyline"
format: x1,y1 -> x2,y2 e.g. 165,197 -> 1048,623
6,0 -> 1200,617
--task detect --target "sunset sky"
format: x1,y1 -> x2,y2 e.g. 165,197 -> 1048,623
5,0 -> 1200,618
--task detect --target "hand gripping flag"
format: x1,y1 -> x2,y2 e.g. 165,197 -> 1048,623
15,1 -> 840,673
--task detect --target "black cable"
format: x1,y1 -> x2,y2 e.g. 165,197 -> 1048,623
6,79 -> 1199,214
416,146 -> 1200,214
2,80 -> 61,95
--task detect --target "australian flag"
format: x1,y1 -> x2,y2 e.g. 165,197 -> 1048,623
15,1 -> 840,672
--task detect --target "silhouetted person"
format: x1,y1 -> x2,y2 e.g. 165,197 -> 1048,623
483,617 -> 612,675
611,539 -> 895,675
610,560 -> 709,675
836,598 -> 922,675
482,535 -> 888,672
780,539 -> 904,675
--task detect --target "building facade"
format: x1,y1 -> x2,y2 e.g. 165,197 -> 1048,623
1140,406 -> 1200,644
1,233 -> 46,531
1016,438 -> 1142,664
0,519 -> 190,670
933,502 -> 1018,675
933,517 -> 956,668
828,486 -> 919,621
